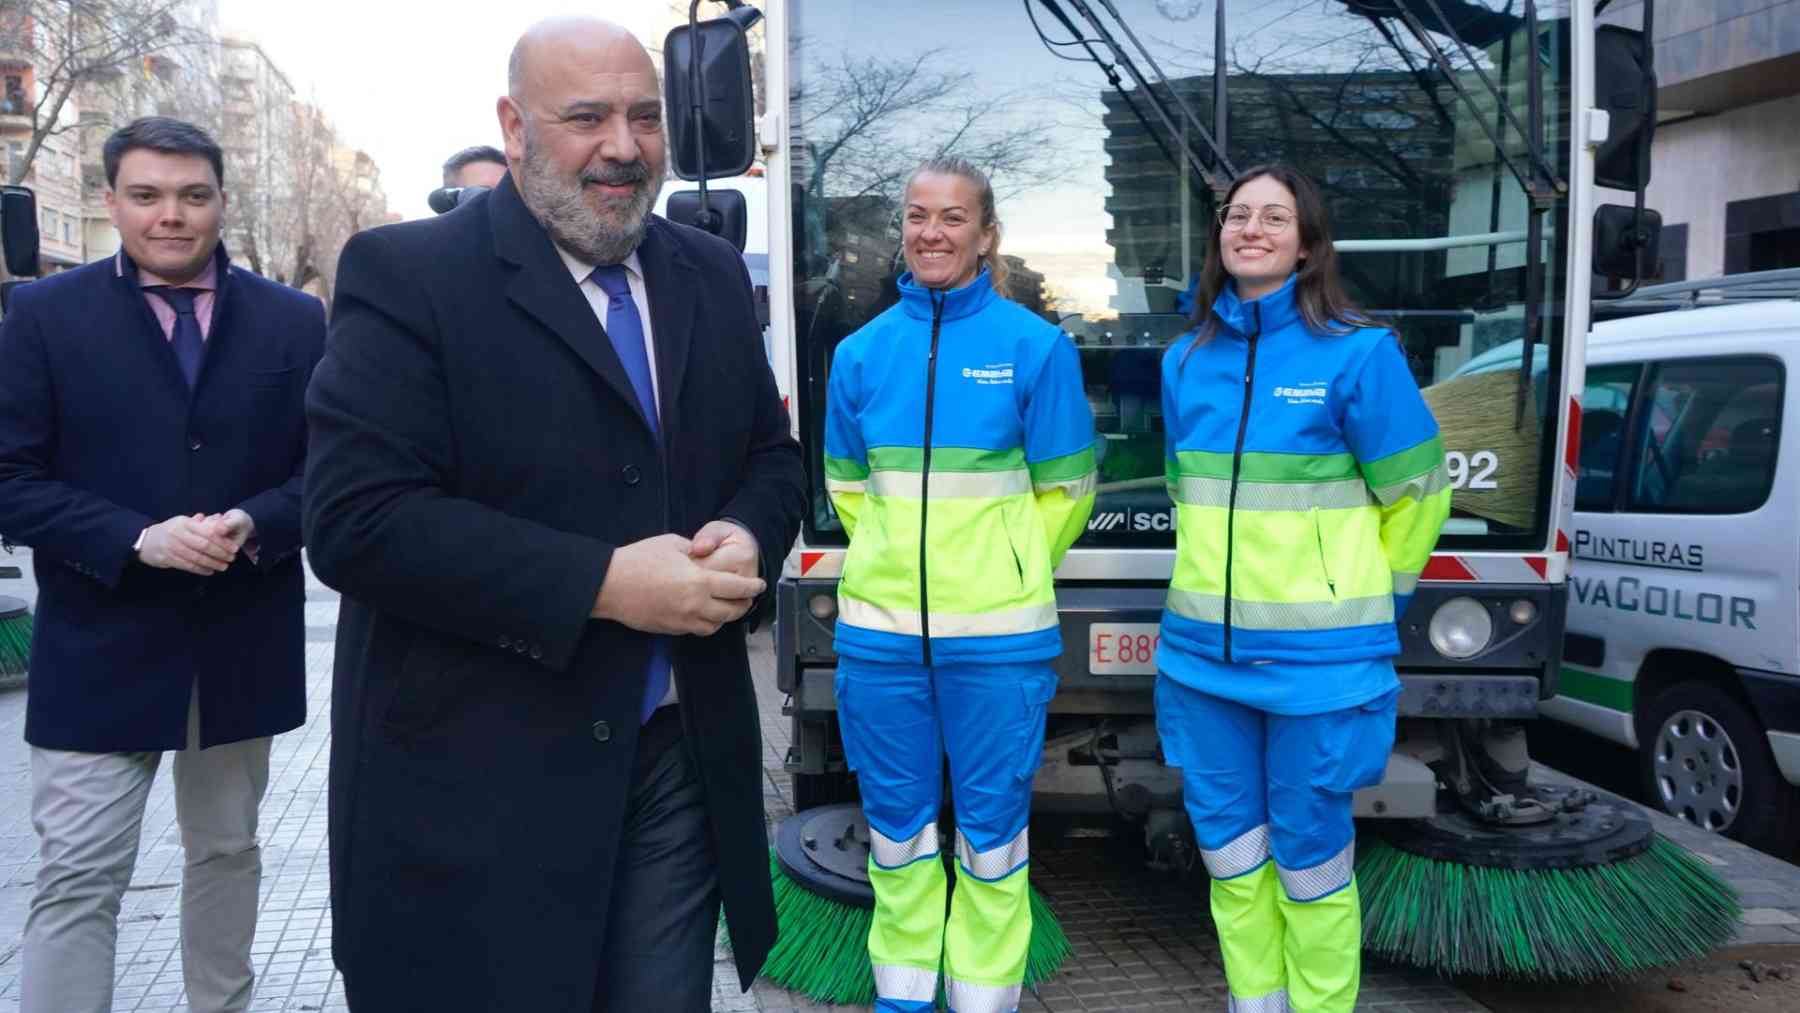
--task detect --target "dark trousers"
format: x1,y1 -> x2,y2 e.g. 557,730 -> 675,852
591,705 -> 720,1012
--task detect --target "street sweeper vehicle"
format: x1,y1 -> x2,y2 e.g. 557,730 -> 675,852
660,0 -> 1739,1001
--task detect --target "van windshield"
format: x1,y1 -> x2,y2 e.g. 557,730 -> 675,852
788,0 -> 1573,551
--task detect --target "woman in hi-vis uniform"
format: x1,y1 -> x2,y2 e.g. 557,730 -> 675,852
822,156 -> 1096,1013
1158,164 -> 1451,1013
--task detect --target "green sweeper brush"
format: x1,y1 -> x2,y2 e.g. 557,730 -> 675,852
760,803 -> 1072,1006
0,594 -> 32,690
1357,784 -> 1741,982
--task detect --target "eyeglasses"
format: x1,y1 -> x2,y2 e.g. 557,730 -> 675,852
1217,203 -> 1296,234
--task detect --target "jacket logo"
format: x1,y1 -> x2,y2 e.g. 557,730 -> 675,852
1272,380 -> 1328,405
963,362 -> 1015,385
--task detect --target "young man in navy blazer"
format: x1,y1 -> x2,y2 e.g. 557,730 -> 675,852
0,117 -> 325,1013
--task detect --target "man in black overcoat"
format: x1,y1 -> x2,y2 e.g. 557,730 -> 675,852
303,16 -> 804,1010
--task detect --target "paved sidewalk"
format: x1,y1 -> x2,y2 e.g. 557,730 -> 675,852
0,549 -> 1795,1011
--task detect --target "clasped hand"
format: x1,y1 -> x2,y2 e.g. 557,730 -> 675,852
136,509 -> 255,576
592,521 -> 763,636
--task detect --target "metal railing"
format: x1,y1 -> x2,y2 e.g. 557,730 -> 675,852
1602,268 -> 1800,313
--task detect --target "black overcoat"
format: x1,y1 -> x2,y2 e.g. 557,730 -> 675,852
304,176 -> 804,1009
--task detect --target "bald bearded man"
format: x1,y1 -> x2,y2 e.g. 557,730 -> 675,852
305,18 -> 803,1011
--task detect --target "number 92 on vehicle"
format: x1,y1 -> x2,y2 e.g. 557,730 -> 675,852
1089,623 -> 1161,675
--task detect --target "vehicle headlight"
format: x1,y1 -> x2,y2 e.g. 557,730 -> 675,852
1428,596 -> 1493,659
808,593 -> 837,620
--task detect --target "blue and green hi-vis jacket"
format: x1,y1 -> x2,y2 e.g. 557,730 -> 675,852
1160,275 -> 1451,667
824,268 -> 1097,665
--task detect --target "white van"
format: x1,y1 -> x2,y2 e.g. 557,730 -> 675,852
1456,278 -> 1800,850
1512,277 -> 1800,851
655,174 -> 770,360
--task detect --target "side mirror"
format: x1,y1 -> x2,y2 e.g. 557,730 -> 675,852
664,10 -> 759,181
1,186 -> 41,277
1594,26 -> 1656,191
1594,203 -> 1662,280
666,188 -> 747,253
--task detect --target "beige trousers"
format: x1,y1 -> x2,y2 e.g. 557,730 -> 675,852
20,688 -> 272,1013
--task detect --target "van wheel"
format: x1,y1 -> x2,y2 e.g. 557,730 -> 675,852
1638,681 -> 1799,853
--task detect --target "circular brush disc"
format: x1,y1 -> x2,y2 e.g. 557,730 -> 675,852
773,803 -> 876,908
1359,786 -> 1742,981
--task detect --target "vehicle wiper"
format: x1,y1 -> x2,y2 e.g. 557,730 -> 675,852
1347,0 -> 1561,428
1045,0 -> 1238,195
1026,0 -> 1184,175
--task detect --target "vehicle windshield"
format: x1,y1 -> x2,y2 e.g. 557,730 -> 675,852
789,0 -> 1572,551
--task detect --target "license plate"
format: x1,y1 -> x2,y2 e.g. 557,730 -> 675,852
1088,623 -> 1161,675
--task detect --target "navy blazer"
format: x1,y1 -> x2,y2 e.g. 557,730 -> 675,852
0,247 -> 326,752
305,176 -> 805,1007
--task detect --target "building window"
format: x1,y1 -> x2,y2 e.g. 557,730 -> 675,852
1656,223 -> 1687,282
1749,227 -> 1800,272
1724,191 -> 1800,274
2,75 -> 23,115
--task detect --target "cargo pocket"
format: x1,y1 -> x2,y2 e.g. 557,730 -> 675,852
1318,690 -> 1399,793
833,669 -> 865,774
1015,673 -> 1058,781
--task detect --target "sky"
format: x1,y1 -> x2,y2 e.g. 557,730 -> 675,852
215,1 -> 679,221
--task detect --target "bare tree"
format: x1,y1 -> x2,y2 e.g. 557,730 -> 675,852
0,0 -> 208,184
792,46 -> 1061,205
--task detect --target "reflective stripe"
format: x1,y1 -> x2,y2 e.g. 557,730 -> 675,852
869,445 -> 1026,472
1174,476 -> 1370,511
873,963 -> 940,1002
956,826 -> 1029,881
1033,472 -> 1097,500
870,822 -> 940,869
825,477 -> 867,496
1228,988 -> 1291,1012
1200,824 -> 1270,879
839,596 -> 1058,638
868,468 -> 1031,498
1393,571 -> 1420,596
1371,463 -> 1451,507
823,454 -> 871,481
946,978 -> 1022,1013
1165,590 -> 1393,630
1277,842 -> 1355,901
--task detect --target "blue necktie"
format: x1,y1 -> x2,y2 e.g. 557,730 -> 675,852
588,264 -> 670,724
146,286 -> 203,387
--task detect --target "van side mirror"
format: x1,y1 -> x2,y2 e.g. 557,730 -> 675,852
664,8 -> 760,181
1594,26 -> 1656,191
666,187 -> 748,253
1594,203 -> 1662,281
1,186 -> 41,278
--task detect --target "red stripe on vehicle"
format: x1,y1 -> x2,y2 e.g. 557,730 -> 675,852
1423,555 -> 1478,581
800,551 -> 825,575
1565,396 -> 1582,471
1525,556 -> 1548,578
1556,530 -> 1570,552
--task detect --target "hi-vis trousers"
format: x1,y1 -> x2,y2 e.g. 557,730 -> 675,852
836,657 -> 1056,1013
1156,676 -> 1399,1013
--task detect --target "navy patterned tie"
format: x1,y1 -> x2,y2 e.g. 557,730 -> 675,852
145,286 -> 204,387
588,264 -> 670,723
